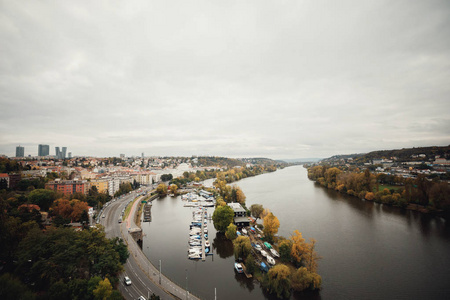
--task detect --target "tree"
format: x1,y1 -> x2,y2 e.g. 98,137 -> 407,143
225,223 -> 237,240
28,189 -> 56,211
303,238 -> 321,273
250,204 -> 264,221
93,277 -> 112,300
290,230 -> 306,266
233,236 -> 252,260
212,205 -> 234,233
111,237 -> 129,264
52,199 -> 73,219
265,264 -> 291,298
156,183 -> 168,197
291,267 -> 312,291
245,254 -> 256,274
169,184 -> 178,196
234,187 -> 246,204
70,200 -> 89,222
0,273 -> 35,300
263,212 -> 280,243
278,239 -> 292,263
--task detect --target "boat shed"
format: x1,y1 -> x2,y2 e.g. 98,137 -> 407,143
234,216 -> 250,227
228,203 -> 250,227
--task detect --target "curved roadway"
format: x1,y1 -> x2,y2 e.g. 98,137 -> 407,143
100,188 -> 199,300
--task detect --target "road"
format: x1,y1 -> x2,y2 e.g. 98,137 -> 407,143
100,187 -> 199,300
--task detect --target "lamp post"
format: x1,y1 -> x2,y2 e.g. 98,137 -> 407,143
185,269 -> 188,300
159,260 -> 161,284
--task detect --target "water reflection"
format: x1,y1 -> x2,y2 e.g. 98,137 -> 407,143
213,232 -> 234,259
234,272 -> 255,292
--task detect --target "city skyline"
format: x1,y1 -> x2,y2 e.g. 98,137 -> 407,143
1,1 -> 449,159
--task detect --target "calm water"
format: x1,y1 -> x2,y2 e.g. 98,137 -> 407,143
142,166 -> 450,299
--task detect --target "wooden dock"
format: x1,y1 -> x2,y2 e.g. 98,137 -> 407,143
201,208 -> 206,261
241,264 -> 252,278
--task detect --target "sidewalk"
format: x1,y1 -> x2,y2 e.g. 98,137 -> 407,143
122,197 -> 200,300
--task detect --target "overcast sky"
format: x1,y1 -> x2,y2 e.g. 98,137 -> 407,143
1,0 -> 449,159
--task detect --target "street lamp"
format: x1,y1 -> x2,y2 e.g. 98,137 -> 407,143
185,269 -> 188,300
159,260 -> 161,284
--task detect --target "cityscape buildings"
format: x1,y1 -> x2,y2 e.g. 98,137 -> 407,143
16,145 -> 24,157
38,144 -> 50,157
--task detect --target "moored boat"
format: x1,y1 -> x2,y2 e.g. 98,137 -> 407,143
234,262 -> 244,273
267,255 -> 276,265
270,248 -> 280,258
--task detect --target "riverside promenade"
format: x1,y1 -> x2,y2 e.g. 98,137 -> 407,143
123,195 -> 200,300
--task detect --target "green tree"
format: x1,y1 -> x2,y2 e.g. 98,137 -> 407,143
278,239 -> 293,263
212,205 -> 234,233
111,237 -> 129,264
245,254 -> 256,274
48,280 -> 70,300
93,277 -> 112,300
265,264 -> 291,298
156,183 -> 168,197
250,204 -> 264,221
233,236 -> 252,260
28,189 -> 56,211
0,273 -> 35,300
225,223 -> 237,240
291,267 -> 322,291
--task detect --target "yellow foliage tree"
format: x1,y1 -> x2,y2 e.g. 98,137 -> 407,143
303,238 -> 321,273
290,230 -> 306,265
263,212 -> 280,242
93,277 -> 112,300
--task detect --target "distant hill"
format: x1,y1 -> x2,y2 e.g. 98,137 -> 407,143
321,145 -> 450,164
281,158 -> 322,163
195,156 -> 284,168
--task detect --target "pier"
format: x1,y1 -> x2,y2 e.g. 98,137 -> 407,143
201,211 -> 206,261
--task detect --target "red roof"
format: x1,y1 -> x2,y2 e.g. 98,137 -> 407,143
0,173 -> 8,178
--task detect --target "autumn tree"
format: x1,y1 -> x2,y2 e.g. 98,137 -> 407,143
290,230 -> 306,266
250,204 -> 264,221
93,277 -> 112,300
265,264 -> 291,298
233,236 -> 252,260
169,184 -> 178,196
291,267 -> 322,291
156,183 -> 168,197
225,223 -> 237,240
70,200 -> 89,222
212,205 -> 234,233
216,197 -> 226,207
52,199 -> 73,220
263,212 -> 280,243
303,238 -> 321,273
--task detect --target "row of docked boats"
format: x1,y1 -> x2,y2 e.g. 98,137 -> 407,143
187,207 -> 211,259
182,192 -> 215,207
251,240 -> 279,267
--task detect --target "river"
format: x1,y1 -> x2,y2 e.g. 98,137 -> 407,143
142,166 -> 450,299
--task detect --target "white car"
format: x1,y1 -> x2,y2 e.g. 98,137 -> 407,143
124,276 -> 132,286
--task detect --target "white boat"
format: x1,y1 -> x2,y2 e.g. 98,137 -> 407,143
188,253 -> 201,259
270,248 -> 280,258
205,241 -> 210,247
234,262 -> 244,273
242,228 -> 248,235
254,243 -> 262,251
260,250 -> 268,257
267,255 -> 276,265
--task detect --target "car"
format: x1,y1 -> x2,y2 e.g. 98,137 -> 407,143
137,296 -> 146,300
124,276 -> 131,286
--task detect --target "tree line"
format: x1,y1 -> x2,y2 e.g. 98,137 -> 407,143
308,166 -> 450,211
